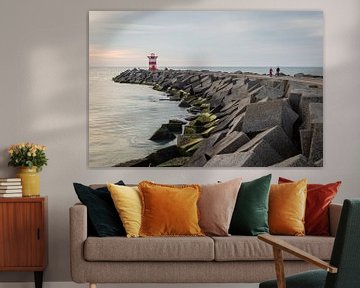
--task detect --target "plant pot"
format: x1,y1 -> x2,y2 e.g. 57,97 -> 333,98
16,167 -> 40,197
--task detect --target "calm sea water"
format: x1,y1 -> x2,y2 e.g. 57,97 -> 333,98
89,67 -> 191,167
89,66 -> 322,167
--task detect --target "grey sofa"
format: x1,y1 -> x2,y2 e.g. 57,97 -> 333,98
70,203 -> 342,288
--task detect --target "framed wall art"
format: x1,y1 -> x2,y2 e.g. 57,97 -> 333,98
89,11 -> 323,167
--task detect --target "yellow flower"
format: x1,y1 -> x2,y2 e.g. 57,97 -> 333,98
38,145 -> 46,151
27,152 -> 32,157
8,149 -> 13,155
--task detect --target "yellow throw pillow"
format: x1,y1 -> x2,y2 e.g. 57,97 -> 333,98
138,181 -> 204,237
107,183 -> 142,238
269,179 -> 307,236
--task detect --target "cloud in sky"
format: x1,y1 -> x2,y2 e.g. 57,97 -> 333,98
89,11 -> 323,67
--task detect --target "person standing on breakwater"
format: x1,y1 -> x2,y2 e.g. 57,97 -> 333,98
276,67 -> 280,76
269,68 -> 273,77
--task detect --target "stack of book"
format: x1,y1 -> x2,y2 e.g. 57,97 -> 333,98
0,178 -> 22,197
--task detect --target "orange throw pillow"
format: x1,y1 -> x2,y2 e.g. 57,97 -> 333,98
278,177 -> 341,236
138,181 -> 204,237
269,179 -> 307,236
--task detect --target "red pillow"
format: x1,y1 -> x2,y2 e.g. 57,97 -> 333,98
278,177 -> 341,236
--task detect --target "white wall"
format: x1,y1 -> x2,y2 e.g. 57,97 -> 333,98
0,0 -> 359,283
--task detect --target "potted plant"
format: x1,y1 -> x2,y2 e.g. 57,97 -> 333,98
8,143 -> 48,197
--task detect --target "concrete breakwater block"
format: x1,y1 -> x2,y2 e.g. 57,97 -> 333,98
147,145 -> 181,166
299,103 -> 323,162
115,145 -> 181,167
308,103 -> 323,162
287,89 -> 304,112
185,132 -> 227,167
227,113 -> 245,135
242,99 -> 298,137
162,123 -> 183,133
246,78 -> 262,91
204,151 -> 262,167
272,154 -> 311,167
299,90 -> 323,129
216,103 -> 239,119
205,140 -> 282,167
309,122 -> 323,163
300,129 -> 312,157
212,110 -> 240,134
227,80 -> 249,102
252,85 -> 283,101
309,102 -> 323,124
237,125 -> 298,159
158,156 -> 191,167
213,98 -> 249,133
217,97 -> 249,120
206,131 -> 250,157
203,79 -> 222,97
209,92 -> 225,109
149,125 -> 176,142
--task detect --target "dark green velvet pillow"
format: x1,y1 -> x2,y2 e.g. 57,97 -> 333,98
73,181 -> 126,237
229,174 -> 272,236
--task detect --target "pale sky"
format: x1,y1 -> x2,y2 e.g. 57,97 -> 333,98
89,11 -> 323,67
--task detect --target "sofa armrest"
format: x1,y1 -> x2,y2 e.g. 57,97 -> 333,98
329,203 -> 342,237
69,203 -> 88,283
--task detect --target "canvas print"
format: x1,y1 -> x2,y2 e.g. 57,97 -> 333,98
89,11 -> 323,167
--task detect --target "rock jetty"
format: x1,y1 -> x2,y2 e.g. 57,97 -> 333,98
112,68 -> 323,167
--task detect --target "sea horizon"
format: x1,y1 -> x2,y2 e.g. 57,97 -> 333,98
90,66 -> 323,77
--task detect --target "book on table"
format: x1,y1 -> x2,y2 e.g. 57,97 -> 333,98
0,186 -> 22,190
0,178 -> 21,182
0,189 -> 22,193
0,178 -> 22,194
0,182 -> 22,186
0,193 -> 22,198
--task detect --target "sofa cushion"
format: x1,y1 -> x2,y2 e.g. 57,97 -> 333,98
73,181 -> 126,237
199,178 -> 242,236
269,179 -> 307,236
278,177 -> 341,236
84,236 -> 214,261
212,236 -> 334,261
107,184 -> 142,238
139,181 -> 203,237
229,174 -> 271,236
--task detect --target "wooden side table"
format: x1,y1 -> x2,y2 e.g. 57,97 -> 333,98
0,197 -> 48,288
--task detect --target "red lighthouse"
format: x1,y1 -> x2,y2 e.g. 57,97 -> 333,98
147,53 -> 158,71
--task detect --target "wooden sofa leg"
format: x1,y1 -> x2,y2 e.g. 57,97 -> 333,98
89,283 -> 97,288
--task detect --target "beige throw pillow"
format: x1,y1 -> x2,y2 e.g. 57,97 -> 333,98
198,178 -> 242,236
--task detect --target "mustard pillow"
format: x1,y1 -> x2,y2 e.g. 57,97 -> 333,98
269,179 -> 307,236
138,181 -> 204,237
107,183 -> 142,238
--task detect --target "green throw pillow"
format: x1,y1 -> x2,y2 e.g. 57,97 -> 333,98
229,174 -> 272,236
